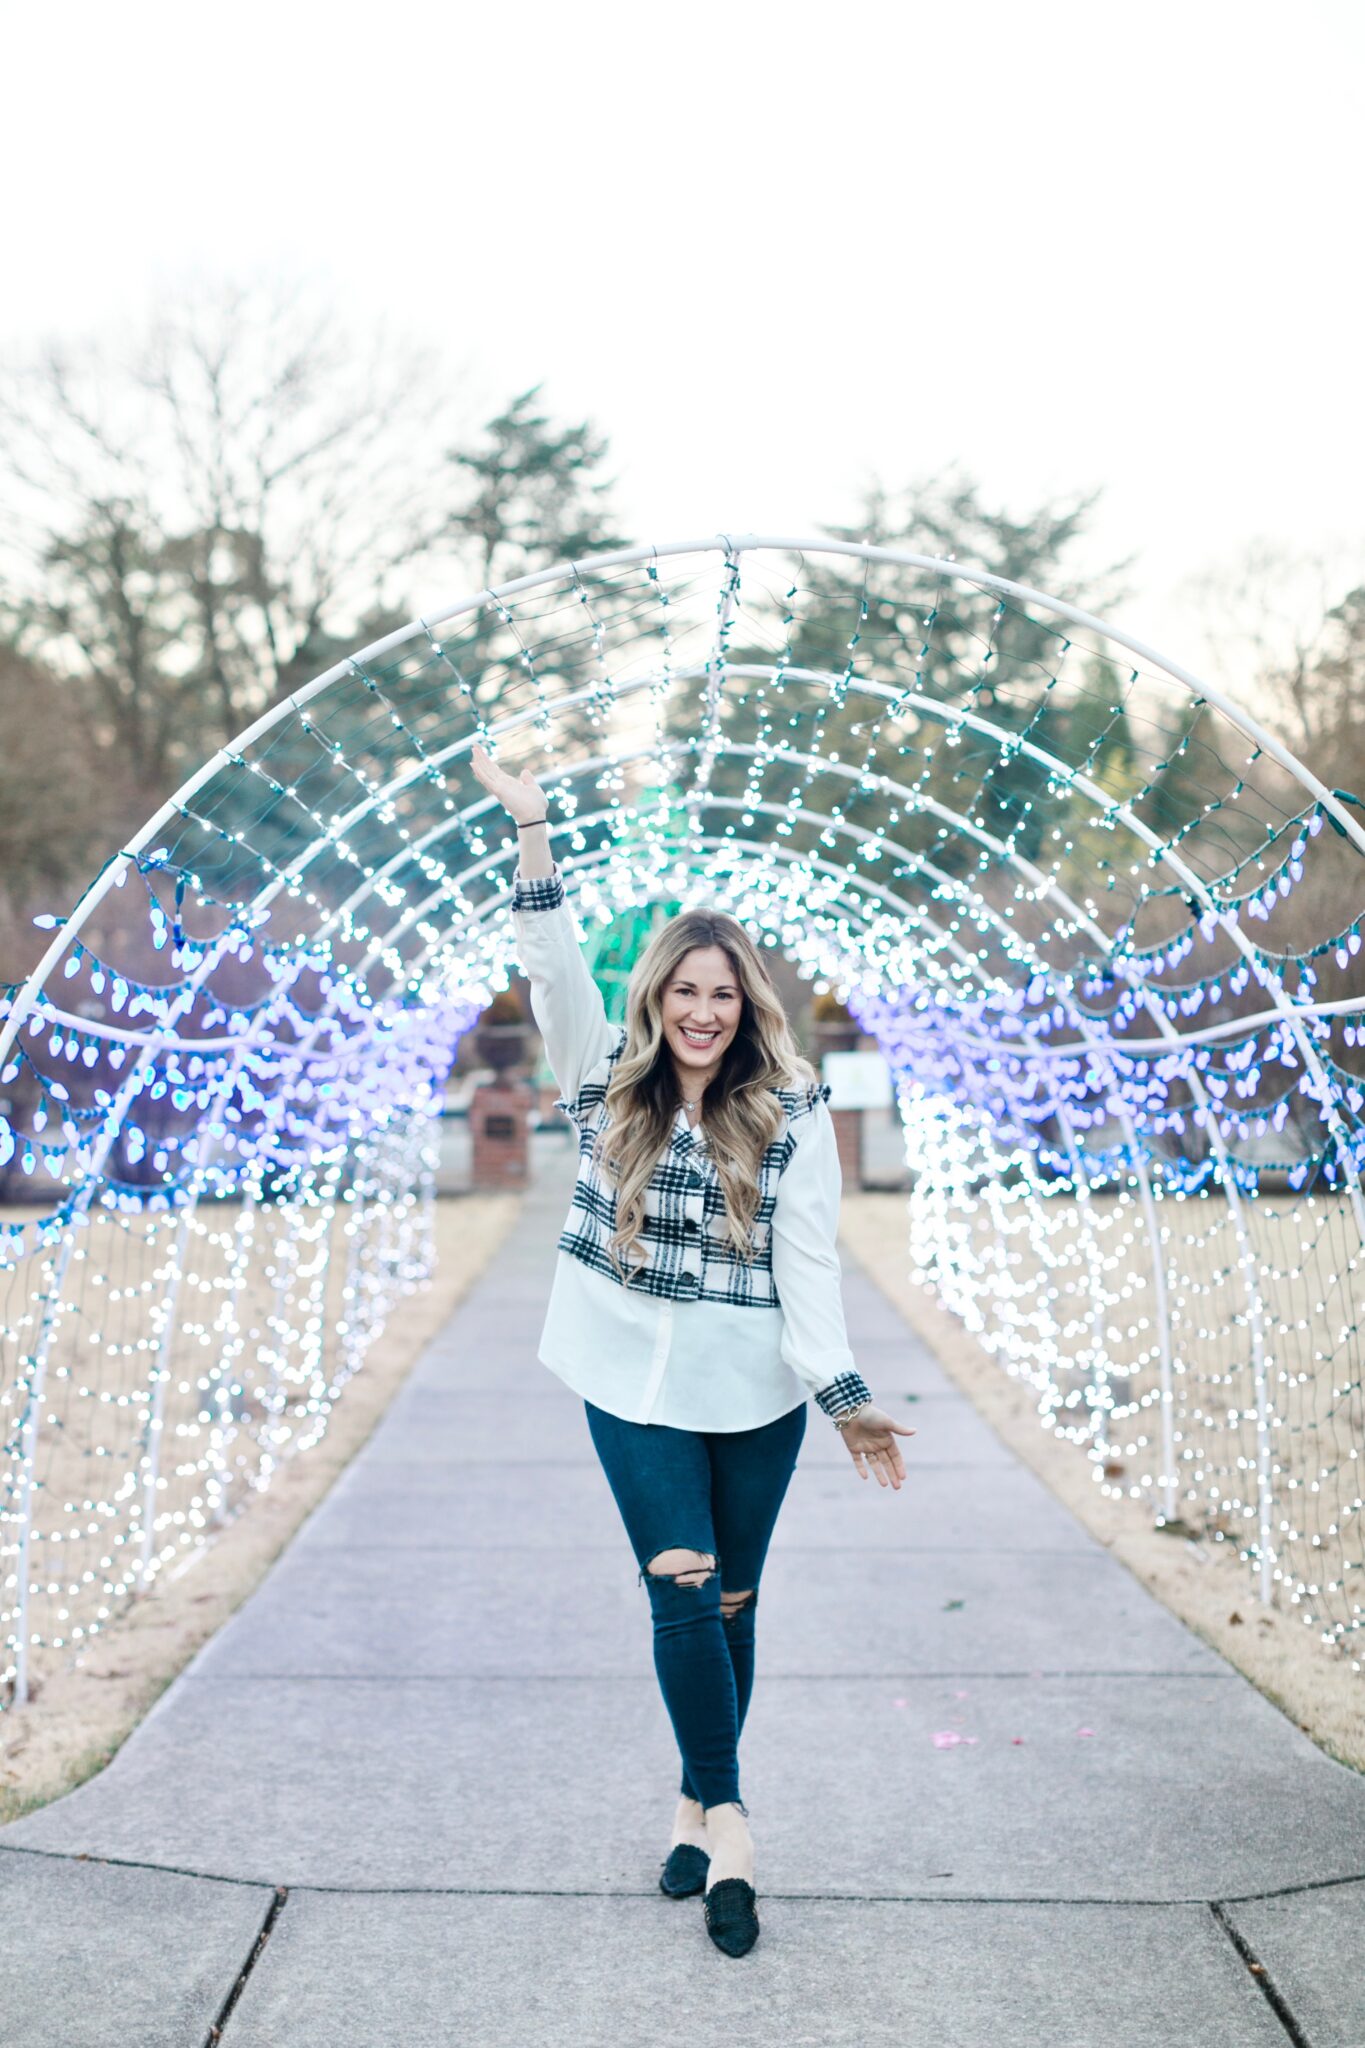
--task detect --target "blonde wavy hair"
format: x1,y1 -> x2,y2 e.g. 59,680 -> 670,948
589,905 -> 819,1285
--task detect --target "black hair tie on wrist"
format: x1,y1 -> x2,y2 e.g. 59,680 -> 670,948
516,818 -> 549,829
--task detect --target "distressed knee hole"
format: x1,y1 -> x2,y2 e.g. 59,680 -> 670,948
720,1589 -> 755,1622
642,1546 -> 717,1589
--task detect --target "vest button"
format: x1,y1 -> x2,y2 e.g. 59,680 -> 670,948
684,1218 -> 697,1232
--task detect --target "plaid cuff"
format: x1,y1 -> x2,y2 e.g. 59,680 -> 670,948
512,864 -> 564,912
813,1370 -> 873,1421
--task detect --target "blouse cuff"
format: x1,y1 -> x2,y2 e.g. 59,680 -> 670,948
512,863 -> 564,913
813,1370 -> 874,1422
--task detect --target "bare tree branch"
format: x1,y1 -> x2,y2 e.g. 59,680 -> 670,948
0,279 -> 467,786
1177,539 -> 1363,751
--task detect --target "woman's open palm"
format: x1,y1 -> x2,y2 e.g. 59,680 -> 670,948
838,1404 -> 916,1489
470,742 -> 549,827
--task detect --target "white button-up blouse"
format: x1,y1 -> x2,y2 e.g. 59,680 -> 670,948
511,861 -> 871,1433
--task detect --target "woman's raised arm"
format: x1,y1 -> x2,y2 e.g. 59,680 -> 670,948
471,743 -> 619,1106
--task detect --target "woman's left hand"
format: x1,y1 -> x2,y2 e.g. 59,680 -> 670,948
838,1404 -> 916,1489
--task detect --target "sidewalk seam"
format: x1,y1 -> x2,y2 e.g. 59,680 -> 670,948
203,1885 -> 288,2046
3,1841 -> 1362,1908
167,1668 -> 1242,1683
1208,1899 -> 1311,2047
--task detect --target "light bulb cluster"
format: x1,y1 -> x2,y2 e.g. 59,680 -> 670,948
1,538 -> 1362,1711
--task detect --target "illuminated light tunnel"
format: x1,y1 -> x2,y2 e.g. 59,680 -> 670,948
3,533 -> 1364,1708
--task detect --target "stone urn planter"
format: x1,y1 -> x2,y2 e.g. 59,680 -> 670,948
474,1021 -> 529,1074
810,990 -> 860,1058
474,989 -> 530,1075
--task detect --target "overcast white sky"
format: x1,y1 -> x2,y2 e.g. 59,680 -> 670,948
7,0 -> 1363,675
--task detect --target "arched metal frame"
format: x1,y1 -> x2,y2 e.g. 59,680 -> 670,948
3,534 -> 1363,1709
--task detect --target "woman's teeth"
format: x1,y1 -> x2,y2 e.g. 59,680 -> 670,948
681,1028 -> 718,1045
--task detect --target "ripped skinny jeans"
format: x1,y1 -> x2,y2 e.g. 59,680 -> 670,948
583,1396 -> 807,1814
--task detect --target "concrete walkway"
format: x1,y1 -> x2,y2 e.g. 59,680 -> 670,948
2,1146 -> 1363,2045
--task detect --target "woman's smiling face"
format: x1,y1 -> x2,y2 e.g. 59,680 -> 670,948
661,945 -> 742,1090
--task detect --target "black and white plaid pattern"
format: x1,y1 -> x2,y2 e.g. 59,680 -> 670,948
513,861 -> 872,1423
512,869 -> 567,913
552,1024 -> 826,1309
811,1370 -> 874,1420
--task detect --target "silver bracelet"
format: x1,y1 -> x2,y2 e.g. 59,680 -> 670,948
831,1400 -> 874,1431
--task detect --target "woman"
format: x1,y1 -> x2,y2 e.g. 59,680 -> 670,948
472,742 -> 916,1959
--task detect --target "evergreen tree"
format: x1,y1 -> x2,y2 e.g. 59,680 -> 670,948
442,384 -> 628,589
657,469 -> 1136,880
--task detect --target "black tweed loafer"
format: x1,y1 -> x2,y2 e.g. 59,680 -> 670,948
659,1842 -> 710,1897
702,1875 -> 760,1957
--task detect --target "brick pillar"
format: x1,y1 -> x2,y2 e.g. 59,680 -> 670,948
470,1078 -> 532,1189
829,1107 -> 864,1189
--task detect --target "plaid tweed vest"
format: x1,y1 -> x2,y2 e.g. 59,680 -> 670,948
553,1026 -> 832,1307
